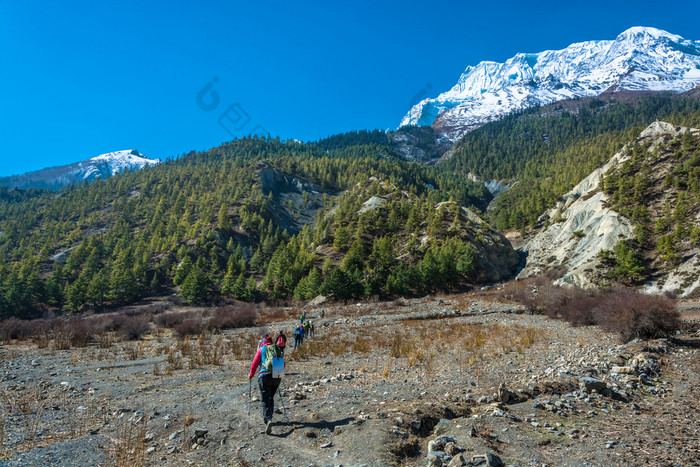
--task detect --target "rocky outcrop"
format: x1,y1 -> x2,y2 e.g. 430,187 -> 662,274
517,140 -> 635,287
519,121 -> 700,294
258,166 -> 335,233
458,206 -> 520,282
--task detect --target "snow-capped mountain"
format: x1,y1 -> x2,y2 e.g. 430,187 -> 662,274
0,150 -> 160,190
401,27 -> 700,141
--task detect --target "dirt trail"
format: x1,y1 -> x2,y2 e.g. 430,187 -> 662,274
0,295 -> 698,466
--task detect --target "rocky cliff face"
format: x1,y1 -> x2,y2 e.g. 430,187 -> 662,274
457,205 -> 521,282
519,121 -> 700,296
517,145 -> 635,288
258,166 -> 335,234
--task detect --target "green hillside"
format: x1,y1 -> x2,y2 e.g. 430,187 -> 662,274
600,124 -> 700,283
443,93 -> 700,231
0,135 -> 491,318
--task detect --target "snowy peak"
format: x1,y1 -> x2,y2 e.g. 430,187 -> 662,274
0,149 -> 160,190
81,149 -> 160,180
401,27 -> 700,140
616,26 -> 685,43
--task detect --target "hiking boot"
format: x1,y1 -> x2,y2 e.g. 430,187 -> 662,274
265,420 -> 273,434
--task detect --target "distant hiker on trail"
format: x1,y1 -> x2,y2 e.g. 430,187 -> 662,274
309,321 -> 315,337
275,330 -> 287,354
249,332 -> 285,434
293,326 -> 302,349
300,312 -> 307,324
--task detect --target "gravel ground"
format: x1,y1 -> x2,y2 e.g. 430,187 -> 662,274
0,294 -> 698,466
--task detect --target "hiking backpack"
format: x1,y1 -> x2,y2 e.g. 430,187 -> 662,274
262,344 -> 284,378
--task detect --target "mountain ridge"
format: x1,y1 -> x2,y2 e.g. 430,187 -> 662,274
401,26 -> 700,140
0,149 -> 160,190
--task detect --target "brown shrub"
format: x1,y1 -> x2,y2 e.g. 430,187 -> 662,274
173,318 -> 204,338
65,318 -> 95,347
256,304 -> 287,324
86,314 -> 148,341
558,296 -> 600,326
0,318 -> 36,341
116,315 -> 151,340
166,295 -> 184,306
498,280 -> 533,308
592,289 -> 681,342
155,311 -> 200,329
142,302 -> 170,314
88,315 -> 113,335
50,317 -> 95,349
207,304 -> 257,332
535,282 -> 580,316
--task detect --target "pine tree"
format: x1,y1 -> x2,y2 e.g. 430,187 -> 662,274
87,270 -> 109,310
65,273 -> 89,312
174,256 -> 193,286
180,267 -> 209,304
218,204 -> 232,230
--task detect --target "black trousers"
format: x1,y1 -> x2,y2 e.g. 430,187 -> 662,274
258,373 -> 281,423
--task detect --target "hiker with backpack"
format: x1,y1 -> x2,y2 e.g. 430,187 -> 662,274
293,326 -> 302,349
248,332 -> 285,434
275,330 -> 287,354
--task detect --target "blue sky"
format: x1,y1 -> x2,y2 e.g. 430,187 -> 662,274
1,0 -> 699,176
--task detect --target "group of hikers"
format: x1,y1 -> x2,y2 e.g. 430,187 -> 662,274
247,311 -> 318,434
293,312 -> 315,349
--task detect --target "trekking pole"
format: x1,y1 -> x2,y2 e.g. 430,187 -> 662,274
277,383 -> 290,424
247,378 -> 252,429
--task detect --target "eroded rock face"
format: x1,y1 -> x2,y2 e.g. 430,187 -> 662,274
519,121 -> 700,294
517,140 -> 635,287
258,166 -> 334,233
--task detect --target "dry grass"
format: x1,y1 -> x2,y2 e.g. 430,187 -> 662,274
230,332 -> 260,360
256,304 -> 291,324
166,347 -> 183,373
104,415 -> 148,467
186,335 -> 225,368
2,387 -> 45,450
0,382 -> 112,458
124,343 -> 145,361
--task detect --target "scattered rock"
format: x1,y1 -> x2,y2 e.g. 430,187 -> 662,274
470,452 -> 504,466
444,442 -> 461,456
447,453 -> 469,467
497,383 -> 518,404
579,377 -> 606,393
433,419 -> 451,436
428,436 -> 456,452
427,455 -> 444,467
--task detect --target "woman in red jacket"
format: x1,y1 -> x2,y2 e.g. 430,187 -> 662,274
249,332 -> 282,434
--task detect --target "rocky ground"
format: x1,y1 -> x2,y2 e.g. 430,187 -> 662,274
0,292 -> 698,466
